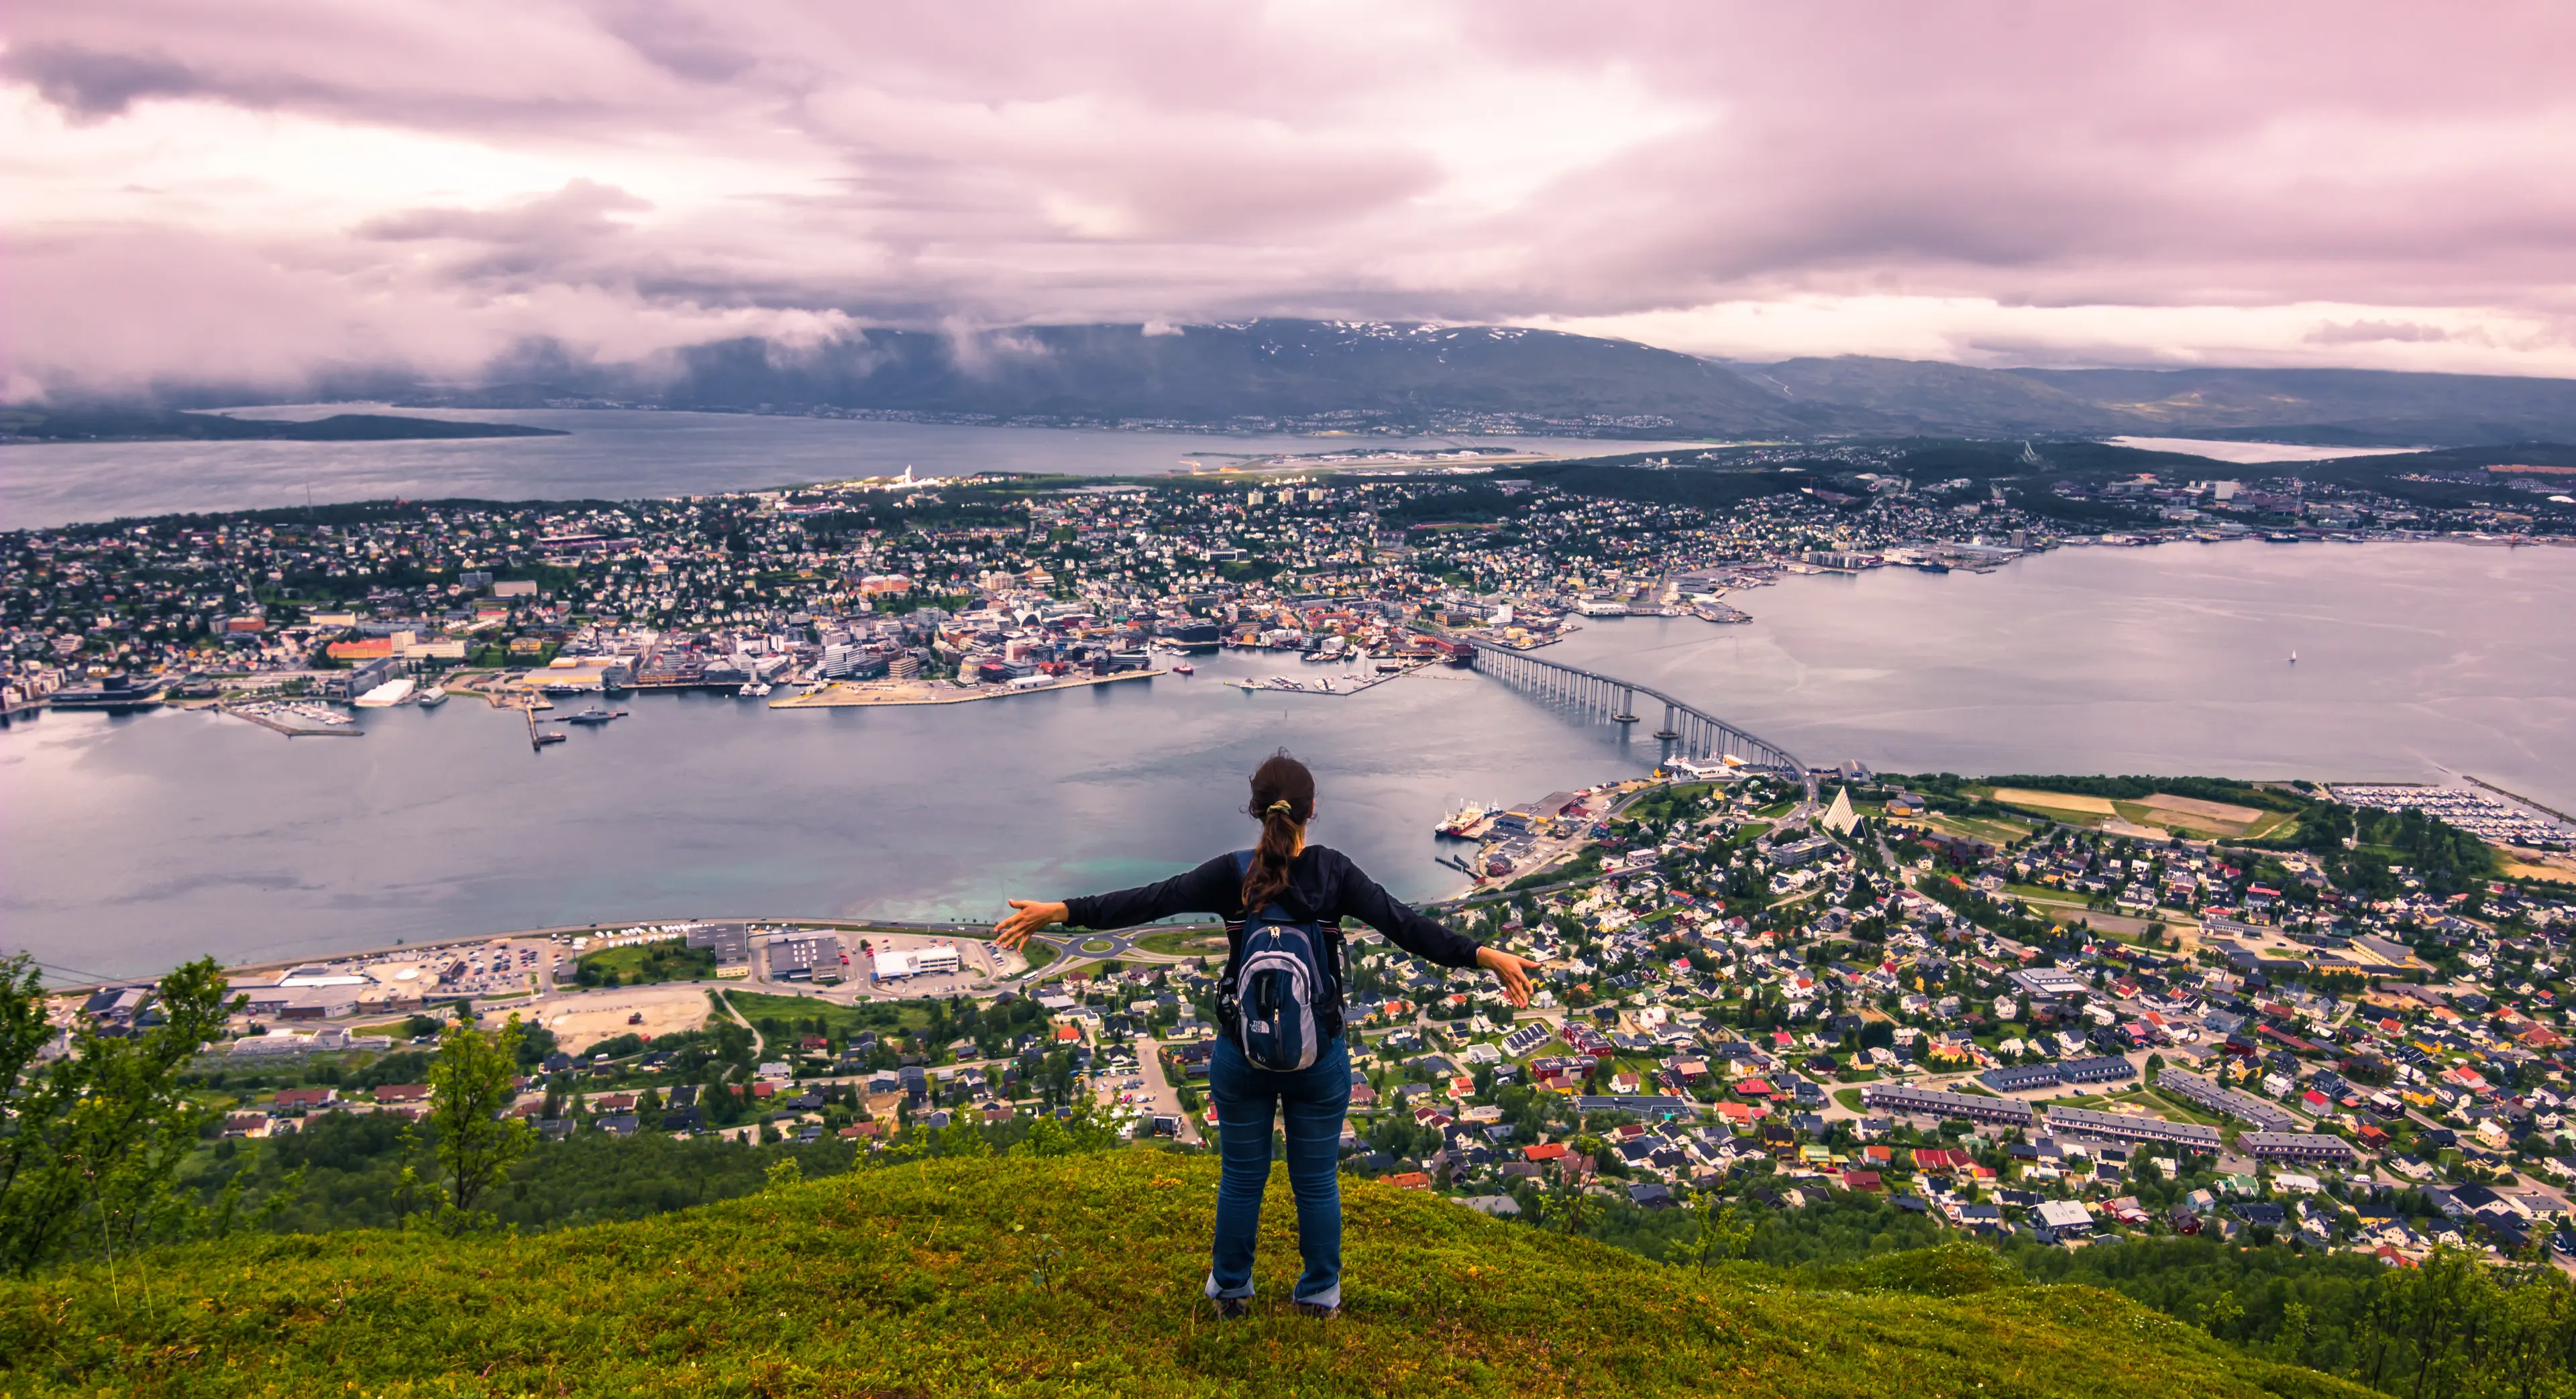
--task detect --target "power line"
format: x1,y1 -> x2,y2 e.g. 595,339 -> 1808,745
12,956 -> 128,986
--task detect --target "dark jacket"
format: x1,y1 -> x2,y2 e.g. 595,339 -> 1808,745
1063,845 -> 1483,969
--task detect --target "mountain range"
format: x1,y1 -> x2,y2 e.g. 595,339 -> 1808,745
176,319 -> 2576,445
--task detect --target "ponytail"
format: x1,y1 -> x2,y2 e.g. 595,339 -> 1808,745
1241,750 -> 1316,911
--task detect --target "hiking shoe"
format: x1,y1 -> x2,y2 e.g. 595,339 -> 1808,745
1293,1301 -> 1340,1320
1212,1297 -> 1251,1321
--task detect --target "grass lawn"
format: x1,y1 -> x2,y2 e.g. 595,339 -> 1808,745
1080,937 -> 1118,954
1018,942 -> 1059,974
0,1152 -> 2376,1398
720,989 -> 924,1036
2141,1087 -> 2231,1127
576,940 -> 718,987
1133,929 -> 1230,958
1951,1081 -> 1998,1098
1833,1087 -> 1867,1113
2240,809 -> 2301,840
1921,812 -> 2035,846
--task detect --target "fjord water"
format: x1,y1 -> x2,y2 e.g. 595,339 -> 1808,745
0,407 -> 1676,529
4,540 -> 2570,978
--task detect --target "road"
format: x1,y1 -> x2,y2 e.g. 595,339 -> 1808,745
1126,1036 -> 1204,1145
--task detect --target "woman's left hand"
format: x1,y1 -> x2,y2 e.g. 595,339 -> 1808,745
1477,946 -> 1537,1007
994,899 -> 1068,949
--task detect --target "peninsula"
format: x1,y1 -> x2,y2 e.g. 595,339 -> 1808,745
0,406 -> 566,444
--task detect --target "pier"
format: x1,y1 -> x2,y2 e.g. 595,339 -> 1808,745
1460,637 -> 1815,800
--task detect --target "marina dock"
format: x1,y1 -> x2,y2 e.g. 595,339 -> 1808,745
1230,663 -> 1419,697
219,702 -> 364,738
769,667 -> 1163,709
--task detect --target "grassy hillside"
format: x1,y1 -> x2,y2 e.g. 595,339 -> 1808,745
0,1152 -> 2368,1398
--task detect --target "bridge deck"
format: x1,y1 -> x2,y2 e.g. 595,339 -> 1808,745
1462,637 -> 1816,801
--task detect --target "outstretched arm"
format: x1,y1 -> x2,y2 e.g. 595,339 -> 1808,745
995,854 -> 1242,948
1327,852 -> 1536,1007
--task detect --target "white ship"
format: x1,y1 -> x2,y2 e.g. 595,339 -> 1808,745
737,681 -> 773,697
1436,802 -> 1496,838
353,677 -> 416,708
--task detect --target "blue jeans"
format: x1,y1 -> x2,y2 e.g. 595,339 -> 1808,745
1205,1031 -> 1350,1308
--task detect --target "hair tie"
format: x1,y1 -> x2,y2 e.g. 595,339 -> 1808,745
1266,800 -> 1293,817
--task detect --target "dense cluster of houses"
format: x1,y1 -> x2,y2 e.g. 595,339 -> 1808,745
1130,770 -> 2576,1262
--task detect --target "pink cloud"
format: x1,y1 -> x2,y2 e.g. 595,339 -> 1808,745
3,1 -> 2573,394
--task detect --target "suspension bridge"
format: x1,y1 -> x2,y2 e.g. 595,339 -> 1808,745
1460,636 -> 1817,802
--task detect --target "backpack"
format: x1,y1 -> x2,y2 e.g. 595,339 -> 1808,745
1220,850 -> 1346,1071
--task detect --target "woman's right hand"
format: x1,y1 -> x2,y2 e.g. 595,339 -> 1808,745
994,899 -> 1068,949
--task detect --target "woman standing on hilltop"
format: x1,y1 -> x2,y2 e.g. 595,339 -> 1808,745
995,750 -> 1536,1320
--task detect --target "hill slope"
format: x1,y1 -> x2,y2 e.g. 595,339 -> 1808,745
0,1153 -> 2369,1398
452,319 -> 1825,434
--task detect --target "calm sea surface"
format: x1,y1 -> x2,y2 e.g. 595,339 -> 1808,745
3,418 -> 2571,978
0,406 -> 1678,530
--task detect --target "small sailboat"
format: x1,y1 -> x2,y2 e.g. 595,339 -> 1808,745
2288,651 -> 2298,664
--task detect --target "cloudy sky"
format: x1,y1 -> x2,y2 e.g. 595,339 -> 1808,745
5,1 -> 2573,398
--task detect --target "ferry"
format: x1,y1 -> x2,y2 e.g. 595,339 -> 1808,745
354,677 -> 417,708
1435,802 -> 1496,838
415,686 -> 450,708
1692,600 -> 1753,625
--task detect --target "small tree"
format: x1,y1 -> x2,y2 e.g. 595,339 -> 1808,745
421,1008 -> 532,1225
1678,1189 -> 1753,1270
0,954 -> 242,1276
